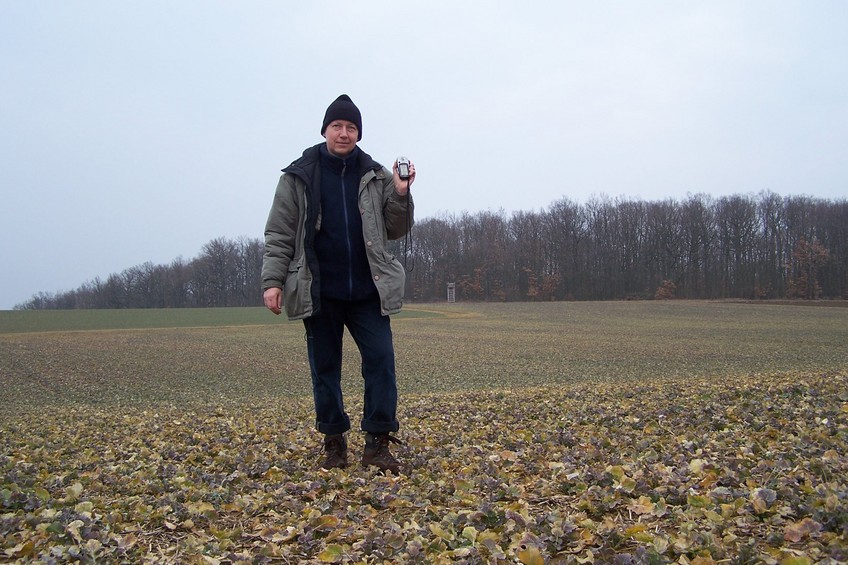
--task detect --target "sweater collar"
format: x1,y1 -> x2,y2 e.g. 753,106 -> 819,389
320,143 -> 359,174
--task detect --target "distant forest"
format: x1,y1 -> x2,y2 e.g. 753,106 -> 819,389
16,191 -> 847,309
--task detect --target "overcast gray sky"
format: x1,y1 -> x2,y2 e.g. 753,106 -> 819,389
2,1 -> 846,309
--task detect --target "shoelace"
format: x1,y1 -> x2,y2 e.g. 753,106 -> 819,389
323,437 -> 346,453
374,435 -> 404,448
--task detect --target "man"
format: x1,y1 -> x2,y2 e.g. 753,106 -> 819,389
262,94 -> 415,473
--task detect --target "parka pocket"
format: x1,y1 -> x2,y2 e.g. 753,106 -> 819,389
376,251 -> 406,304
284,256 -> 302,286
283,255 -> 314,319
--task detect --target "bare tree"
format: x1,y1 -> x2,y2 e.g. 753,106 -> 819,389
15,195 -> 848,309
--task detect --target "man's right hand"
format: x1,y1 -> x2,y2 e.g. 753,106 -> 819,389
263,287 -> 282,315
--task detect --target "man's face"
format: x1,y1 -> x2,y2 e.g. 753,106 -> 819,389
324,120 -> 359,157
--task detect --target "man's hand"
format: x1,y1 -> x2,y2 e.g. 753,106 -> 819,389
263,287 -> 282,315
392,159 -> 416,196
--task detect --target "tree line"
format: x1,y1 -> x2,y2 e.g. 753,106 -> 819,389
17,236 -> 264,310
16,191 -> 847,310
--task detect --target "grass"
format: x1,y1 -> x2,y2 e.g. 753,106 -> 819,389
2,301 -> 847,563
0,306 -> 440,334
2,301 -> 844,412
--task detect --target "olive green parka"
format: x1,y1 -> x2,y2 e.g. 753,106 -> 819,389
262,143 -> 414,320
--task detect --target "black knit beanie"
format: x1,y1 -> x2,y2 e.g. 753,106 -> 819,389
321,94 -> 362,140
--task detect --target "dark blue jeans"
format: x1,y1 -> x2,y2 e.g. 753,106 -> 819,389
303,297 -> 399,435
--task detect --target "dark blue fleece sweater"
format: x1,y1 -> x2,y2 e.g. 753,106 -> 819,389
315,145 -> 378,301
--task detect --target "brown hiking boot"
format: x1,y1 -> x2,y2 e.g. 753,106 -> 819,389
362,433 -> 403,474
320,434 -> 348,469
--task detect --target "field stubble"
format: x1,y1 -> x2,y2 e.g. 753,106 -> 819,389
1,301 -> 847,563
